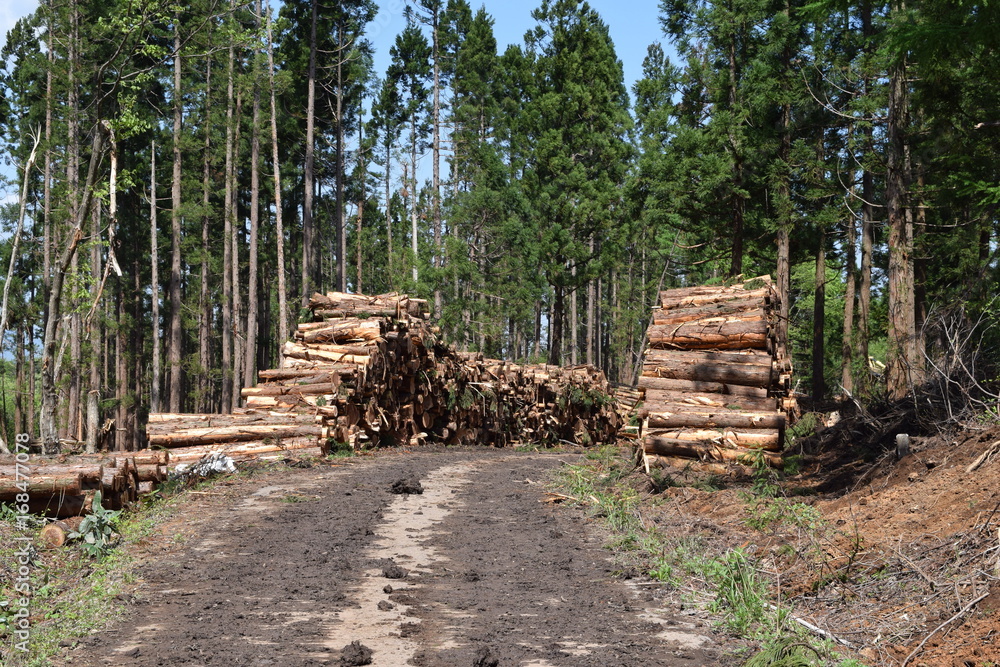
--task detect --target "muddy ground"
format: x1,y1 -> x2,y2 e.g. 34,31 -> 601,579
64,448 -> 724,666
43,411 -> 1000,667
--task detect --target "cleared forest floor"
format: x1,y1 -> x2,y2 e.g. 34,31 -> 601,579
60,448 -> 723,666
6,414 -> 1000,666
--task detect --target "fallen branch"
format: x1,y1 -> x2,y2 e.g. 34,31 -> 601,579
901,591 -> 989,667
765,603 -> 855,649
966,440 -> 1000,473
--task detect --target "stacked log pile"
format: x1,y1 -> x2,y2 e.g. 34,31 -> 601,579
0,450 -> 168,519
149,291 -> 617,456
145,411 -> 327,462
639,277 -> 794,469
457,359 -> 620,447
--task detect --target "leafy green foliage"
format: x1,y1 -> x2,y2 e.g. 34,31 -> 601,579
68,491 -> 122,559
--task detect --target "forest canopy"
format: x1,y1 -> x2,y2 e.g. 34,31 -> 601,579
0,0 -> 998,451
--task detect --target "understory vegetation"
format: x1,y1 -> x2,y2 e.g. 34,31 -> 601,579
553,445 -> 866,666
0,457 -> 327,665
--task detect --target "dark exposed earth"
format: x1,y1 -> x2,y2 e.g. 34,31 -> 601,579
65,449 -> 723,666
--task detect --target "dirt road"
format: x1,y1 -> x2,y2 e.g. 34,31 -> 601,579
65,449 -> 722,666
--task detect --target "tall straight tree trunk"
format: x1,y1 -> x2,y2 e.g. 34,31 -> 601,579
168,18 -> 184,413
587,237 -> 596,366
410,121 -> 418,283
858,0 -> 874,376
199,57 -> 213,412
885,12 -> 915,401
85,208 -> 101,454
775,0 -> 792,345
776,104 -> 792,345
384,141 -> 393,264
40,131 -> 105,449
266,4 -> 288,352
115,278 -> 126,451
570,267 -> 578,365
150,142 -> 161,413
66,0 -> 80,441
85,140 -> 111,452
548,285 -> 564,366
335,22 -> 347,292
222,8 -> 236,412
43,8 -> 53,317
301,0 -> 318,307
231,90 -> 245,411
841,207 -> 857,395
431,5 -> 442,318
812,231 -> 826,400
245,0 -> 262,389
533,300 -> 542,360
355,122 -> 366,293
727,31 -> 744,278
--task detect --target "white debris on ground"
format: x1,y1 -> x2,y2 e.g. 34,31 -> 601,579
171,452 -> 237,480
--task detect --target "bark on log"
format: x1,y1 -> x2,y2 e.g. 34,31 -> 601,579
39,516 -> 85,548
258,365 -> 356,380
647,319 -> 769,350
637,376 -> 769,397
645,410 -> 785,430
148,424 -> 326,448
651,301 -> 768,326
645,427 -> 781,450
282,341 -> 372,365
659,286 -> 772,310
644,436 -> 783,467
642,357 -> 773,387
167,437 -> 321,463
639,390 -> 778,413
241,381 -> 340,397
0,475 -> 83,500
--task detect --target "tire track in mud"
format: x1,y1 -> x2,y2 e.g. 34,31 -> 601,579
65,450 -> 720,666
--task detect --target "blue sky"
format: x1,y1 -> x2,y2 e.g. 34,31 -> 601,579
1,0 -> 673,102
0,0 -> 673,199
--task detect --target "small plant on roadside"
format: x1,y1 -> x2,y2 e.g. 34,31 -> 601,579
707,548 -> 771,637
68,491 -> 121,558
325,438 -> 354,457
649,556 -> 677,585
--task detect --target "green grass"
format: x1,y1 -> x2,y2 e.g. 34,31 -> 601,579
549,445 -> 866,667
0,461 -> 291,665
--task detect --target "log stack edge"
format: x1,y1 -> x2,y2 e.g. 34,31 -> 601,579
638,276 -> 795,470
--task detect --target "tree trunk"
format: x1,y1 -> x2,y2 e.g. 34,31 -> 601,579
149,145 -> 161,415
570,268 -> 578,365
431,5 -> 442,318
200,57 -> 213,413
245,0 -> 262,390
858,0 -> 874,378
410,119 -> 419,283
335,21 -> 347,293
301,0 -> 318,308
587,238 -> 595,366
885,16 -> 915,401
222,6 -> 236,413
548,285 -> 564,366
168,18 -> 184,413
841,203 -> 857,395
65,0 -> 80,442
385,140 -> 393,266
40,131 -> 106,448
812,230 -> 825,400
232,93 -> 244,411
355,124 -> 365,294
266,4 -> 288,355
